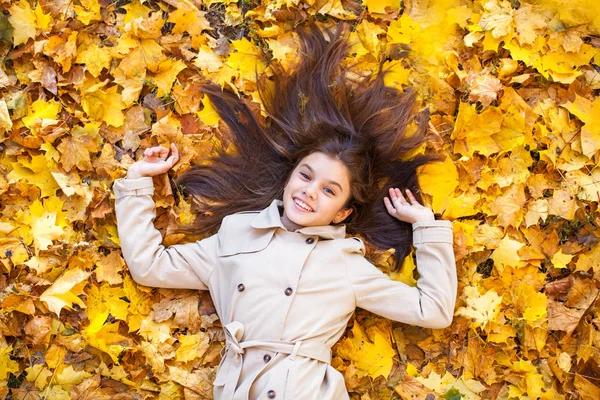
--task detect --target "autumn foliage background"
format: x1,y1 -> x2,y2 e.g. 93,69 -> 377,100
1,0 -> 600,398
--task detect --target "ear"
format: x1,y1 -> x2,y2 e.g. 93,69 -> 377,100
333,207 -> 353,224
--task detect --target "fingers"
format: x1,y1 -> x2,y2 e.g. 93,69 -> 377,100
144,146 -> 169,160
383,196 -> 396,216
404,189 -> 420,206
166,143 -> 180,166
391,188 -> 408,209
143,144 -> 179,165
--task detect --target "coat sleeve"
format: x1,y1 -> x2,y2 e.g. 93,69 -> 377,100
113,176 -> 217,290
346,220 -> 456,329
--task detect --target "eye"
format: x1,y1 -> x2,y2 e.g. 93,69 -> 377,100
324,187 -> 335,195
300,172 -> 310,180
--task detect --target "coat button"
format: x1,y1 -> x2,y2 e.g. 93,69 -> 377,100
267,390 -> 276,398
237,283 -> 245,292
305,237 -> 314,244
263,354 -> 271,363
284,287 -> 293,296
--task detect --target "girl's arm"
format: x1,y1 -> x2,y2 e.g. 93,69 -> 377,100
346,220 -> 456,328
113,145 -> 217,290
345,187 -> 457,328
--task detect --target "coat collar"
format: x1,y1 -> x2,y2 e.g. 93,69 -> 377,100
250,199 -> 347,240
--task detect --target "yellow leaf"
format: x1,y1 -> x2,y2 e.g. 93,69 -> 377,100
87,283 -> 129,322
73,0 -> 102,25
548,189 -> 577,220
226,38 -> 266,82
42,31 -> 78,72
81,83 -> 126,127
57,123 -> 103,172
405,362 -> 419,377
0,344 -> 19,379
558,352 -> 572,372
486,321 -> 516,344
551,248 -> 574,269
416,370 -> 443,393
516,283 -> 547,326
194,45 -> 224,73
175,333 -> 210,362
563,95 -> 600,157
389,250 -> 417,287
336,322 -> 396,379
40,268 -> 90,316
490,235 -> 526,274
121,0 -> 152,25
0,100 -> 12,132
197,95 -> 220,127
76,43 -> 113,78
25,364 -> 53,390
139,315 -> 172,343
153,59 -> 187,98
167,8 -> 210,37
356,19 -> 385,55
456,286 -> 502,329
451,102 -> 504,157
25,196 -> 67,252
95,251 -> 125,285
34,2 -> 52,31
21,98 -> 62,128
382,61 -> 410,89
417,157 -> 458,214
55,365 -> 92,385
363,0 -> 400,14
479,0 -> 514,39
8,154 -> 60,197
8,0 -> 37,46
387,14 -> 420,45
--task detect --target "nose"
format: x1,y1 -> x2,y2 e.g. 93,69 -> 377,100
303,183 -> 317,199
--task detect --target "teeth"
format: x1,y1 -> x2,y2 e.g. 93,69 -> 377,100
294,199 -> 313,211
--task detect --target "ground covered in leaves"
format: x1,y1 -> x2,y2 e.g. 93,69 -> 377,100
1,0 -> 600,399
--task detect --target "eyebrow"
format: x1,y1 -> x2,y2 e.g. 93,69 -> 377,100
299,163 -> 344,191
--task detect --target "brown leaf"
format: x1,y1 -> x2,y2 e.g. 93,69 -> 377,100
153,291 -> 201,332
41,65 -> 58,96
24,315 -> 52,345
547,300 -> 584,335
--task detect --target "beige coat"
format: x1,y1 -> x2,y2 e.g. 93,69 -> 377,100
113,176 -> 457,400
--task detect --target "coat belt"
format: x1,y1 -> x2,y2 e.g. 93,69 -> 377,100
216,321 -> 332,399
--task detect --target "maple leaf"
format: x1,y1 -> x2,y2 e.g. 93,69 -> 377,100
81,82 -> 126,127
456,286 -> 502,329
175,333 -> 210,362
8,0 -> 37,46
25,196 -> 67,252
0,344 -> 19,380
40,268 -> 91,316
25,364 -> 53,390
336,321 -> 396,379
417,156 -> 459,214
21,98 -> 62,128
562,95 -> 600,158
152,59 -> 187,98
363,0 -> 400,14
75,41 -> 113,78
57,123 -> 103,172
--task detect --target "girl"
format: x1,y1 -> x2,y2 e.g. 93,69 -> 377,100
113,23 -> 456,400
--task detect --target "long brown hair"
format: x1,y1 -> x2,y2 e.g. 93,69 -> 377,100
175,23 -> 442,269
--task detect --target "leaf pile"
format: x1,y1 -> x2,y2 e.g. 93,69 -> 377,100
1,0 -> 600,398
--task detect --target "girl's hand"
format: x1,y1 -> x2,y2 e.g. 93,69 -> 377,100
126,144 -> 180,179
384,188 -> 435,224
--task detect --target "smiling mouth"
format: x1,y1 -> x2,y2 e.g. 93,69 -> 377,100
294,198 -> 314,212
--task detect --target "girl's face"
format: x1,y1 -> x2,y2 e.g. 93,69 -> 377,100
282,152 -> 353,227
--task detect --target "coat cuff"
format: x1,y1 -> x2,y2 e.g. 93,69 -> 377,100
412,220 -> 453,245
113,177 -> 155,199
